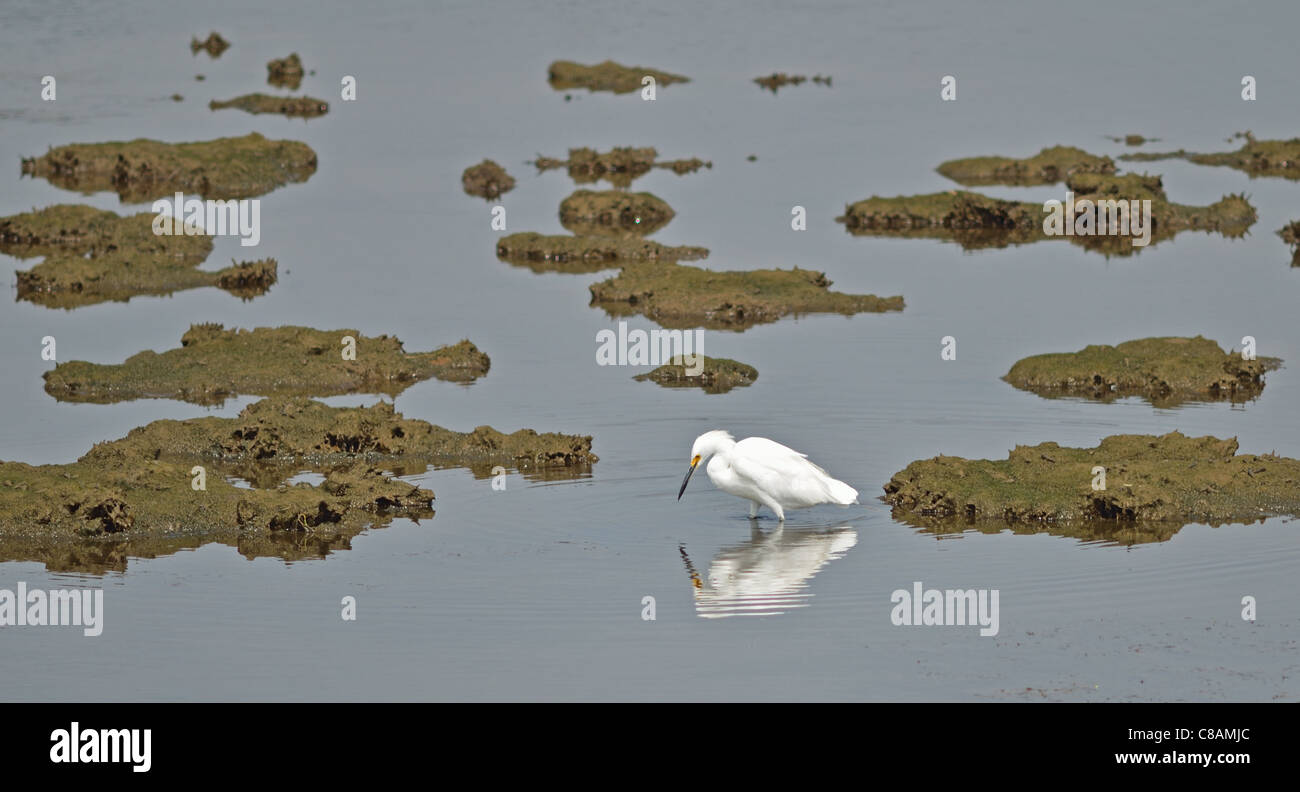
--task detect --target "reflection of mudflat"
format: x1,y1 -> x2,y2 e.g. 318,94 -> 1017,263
679,525 -> 857,618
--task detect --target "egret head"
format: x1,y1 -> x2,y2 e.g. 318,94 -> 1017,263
678,430 -> 735,500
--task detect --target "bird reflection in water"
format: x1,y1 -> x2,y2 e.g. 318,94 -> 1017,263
678,524 -> 858,618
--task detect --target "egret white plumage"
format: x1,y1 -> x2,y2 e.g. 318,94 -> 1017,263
676,430 -> 858,521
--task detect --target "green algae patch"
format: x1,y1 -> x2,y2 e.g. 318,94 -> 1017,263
1004,336 -> 1281,407
267,53 -> 305,89
633,355 -> 758,394
533,147 -> 710,187
589,261 -> 903,330
884,432 -> 1300,527
209,93 -> 329,118
190,32 -> 230,57
559,189 -> 675,236
1,204 -> 275,308
837,173 -> 1256,255
462,159 -> 515,200
1120,132 -> 1300,179
936,146 -> 1115,186
496,232 -> 707,273
44,325 -> 491,405
753,73 -> 832,93
0,396 -> 597,571
21,132 -> 318,201
548,60 -> 688,94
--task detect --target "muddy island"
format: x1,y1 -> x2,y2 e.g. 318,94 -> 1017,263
559,189 -> 675,236
209,94 -> 329,118
533,147 -> 710,187
0,397 -> 597,571
885,432 -> 1300,526
22,132 -> 318,201
634,356 -> 758,394
548,60 -> 688,94
1004,336 -> 1281,406
44,325 -> 490,405
2,204 -> 276,308
590,261 -> 903,330
461,159 -> 515,199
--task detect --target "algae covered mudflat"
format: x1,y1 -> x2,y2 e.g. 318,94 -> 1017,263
884,432 -> 1300,527
589,261 -> 903,330
44,325 -> 491,405
462,159 -> 516,199
559,189 -> 675,236
634,356 -> 758,394
533,147 -> 710,187
22,133 -> 318,201
1120,132 -> 1300,179
0,397 -> 597,571
209,93 -> 330,118
496,232 -> 708,273
2,204 -> 275,308
548,60 -> 689,94
936,146 -> 1116,186
1004,336 -> 1281,406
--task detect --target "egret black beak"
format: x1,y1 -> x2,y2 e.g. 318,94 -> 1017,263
677,456 -> 701,500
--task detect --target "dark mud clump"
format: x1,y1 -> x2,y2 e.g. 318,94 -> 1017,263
21,132 -> 318,202
753,73 -> 832,93
1,204 -> 275,308
936,146 -> 1116,186
634,356 -> 758,394
548,60 -> 689,94
559,189 -> 675,236
884,432 -> 1300,527
209,94 -> 329,118
533,147 -> 710,187
837,173 -> 1256,255
496,232 -> 708,273
1004,336 -> 1281,407
190,32 -> 230,57
267,53 -> 305,89
1107,134 -> 1156,146
0,396 -> 597,571
44,325 -> 491,405
1277,220 -> 1300,267
1120,131 -> 1300,179
461,159 -> 515,200
590,261 -> 903,330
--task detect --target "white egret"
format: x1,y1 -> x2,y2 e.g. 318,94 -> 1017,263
676,430 -> 859,521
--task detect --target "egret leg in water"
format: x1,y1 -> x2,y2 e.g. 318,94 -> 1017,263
677,430 -> 858,521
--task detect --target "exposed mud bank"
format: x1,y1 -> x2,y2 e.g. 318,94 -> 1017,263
837,173 -> 1255,254
548,60 -> 688,94
559,189 -> 675,236
496,232 -> 707,273
753,73 -> 831,93
44,326 -> 490,405
0,397 -> 596,570
589,261 -> 903,330
461,159 -> 515,199
884,432 -> 1300,526
634,355 -> 758,394
1120,132 -> 1300,179
267,53 -> 305,89
533,147 -> 710,187
2,204 -> 274,308
209,93 -> 329,118
22,132 -> 318,201
190,32 -> 230,57
936,146 -> 1115,186
1004,336 -> 1281,407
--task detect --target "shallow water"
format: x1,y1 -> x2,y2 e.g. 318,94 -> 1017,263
1,0 -> 1298,701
